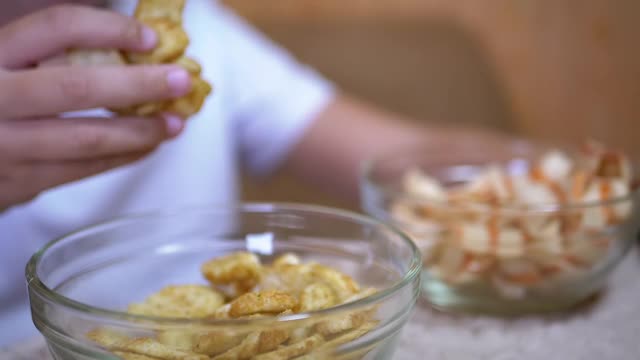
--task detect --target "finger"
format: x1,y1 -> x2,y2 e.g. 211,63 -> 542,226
0,4 -> 157,69
18,152 -> 151,201
0,115 -> 183,161
0,65 -> 191,119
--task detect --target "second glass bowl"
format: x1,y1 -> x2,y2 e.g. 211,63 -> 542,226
361,144 -> 639,314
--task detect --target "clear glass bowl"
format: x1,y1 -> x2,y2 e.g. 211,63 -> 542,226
361,144 -> 640,315
26,204 -> 421,360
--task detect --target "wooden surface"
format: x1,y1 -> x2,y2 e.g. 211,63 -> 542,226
5,249 -> 640,360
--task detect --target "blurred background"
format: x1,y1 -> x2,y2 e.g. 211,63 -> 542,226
223,0 -> 640,210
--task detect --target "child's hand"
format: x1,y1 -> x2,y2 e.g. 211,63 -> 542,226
0,4 -> 193,211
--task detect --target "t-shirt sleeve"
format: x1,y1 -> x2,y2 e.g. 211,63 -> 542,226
215,6 -> 336,176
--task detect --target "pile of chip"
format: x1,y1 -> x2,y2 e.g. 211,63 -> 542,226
391,140 -> 635,299
87,252 -> 379,360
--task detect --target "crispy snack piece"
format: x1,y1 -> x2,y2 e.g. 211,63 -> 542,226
164,74 -> 211,118
229,290 -> 298,317
259,263 -> 315,295
258,327 -> 291,353
127,0 -> 187,64
252,334 -> 325,360
314,288 -> 379,336
67,0 -> 211,118
310,264 -> 360,301
289,327 -> 313,344
259,262 -> 359,301
315,311 -> 370,337
299,283 -> 337,312
175,56 -> 202,74
272,253 -> 302,268
197,312 -> 291,357
135,0 -> 185,24
116,337 -> 207,360
293,323 -> 378,360
156,331 -> 197,352
202,252 -> 263,287
87,329 -> 130,347
298,323 -> 379,360
210,332 -> 261,360
127,285 -> 225,318
127,19 -> 187,64
88,329 -> 208,360
194,330 -> 245,356
319,322 -> 377,350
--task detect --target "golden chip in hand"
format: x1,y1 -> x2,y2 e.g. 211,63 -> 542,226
67,0 -> 211,119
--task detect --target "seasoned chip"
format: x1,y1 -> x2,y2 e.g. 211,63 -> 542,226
157,331 -> 196,352
229,290 -> 298,317
211,331 -> 260,360
258,327 -> 291,353
202,252 -> 262,286
115,337 -> 208,360
210,303 -> 232,319
88,329 -> 207,360
128,0 -> 188,64
289,326 -> 313,344
194,330 -> 244,356
127,285 -> 224,318
176,56 -> 202,75
272,253 -> 302,268
310,264 -> 360,301
252,334 -> 325,360
87,329 -> 130,348
261,263 -> 315,295
315,322 -> 378,354
299,283 -> 337,312
126,18 -> 188,64
134,0 -> 186,24
164,75 -> 212,118
315,311 -> 370,337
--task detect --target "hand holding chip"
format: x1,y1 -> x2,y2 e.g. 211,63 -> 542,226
0,3 -> 197,212
68,0 -> 212,119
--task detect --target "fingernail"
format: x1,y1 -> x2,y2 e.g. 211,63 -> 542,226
140,25 -> 158,50
166,68 -> 191,97
163,114 -> 184,137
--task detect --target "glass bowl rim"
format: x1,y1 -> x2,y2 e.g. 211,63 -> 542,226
360,143 -> 638,214
26,202 -> 422,327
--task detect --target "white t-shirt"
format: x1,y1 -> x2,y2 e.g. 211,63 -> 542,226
0,0 -> 334,345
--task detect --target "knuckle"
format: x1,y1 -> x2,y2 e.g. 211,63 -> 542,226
131,118 -> 165,145
127,67 -> 168,99
70,127 -> 106,153
59,72 -> 92,105
118,19 -> 143,44
140,68 -> 164,93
